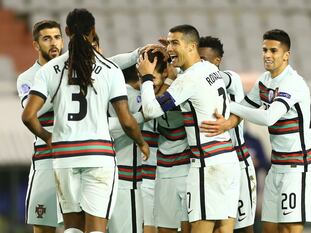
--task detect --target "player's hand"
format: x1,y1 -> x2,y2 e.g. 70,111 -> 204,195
44,132 -> 53,150
200,110 -> 226,136
137,51 -> 157,76
139,141 -> 150,161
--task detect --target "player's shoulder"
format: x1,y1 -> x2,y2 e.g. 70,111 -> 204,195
95,51 -> 120,71
17,61 -> 41,83
223,70 -> 240,79
279,65 -> 307,89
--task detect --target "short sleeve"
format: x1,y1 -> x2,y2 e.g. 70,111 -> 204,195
109,68 -> 128,103
30,67 -> 49,102
166,73 -> 196,106
244,78 -> 261,108
16,78 -> 32,107
273,79 -> 301,112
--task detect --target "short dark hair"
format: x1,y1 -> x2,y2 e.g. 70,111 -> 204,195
263,29 -> 291,50
144,49 -> 167,74
122,65 -> 139,84
169,24 -> 200,46
32,20 -> 61,41
199,36 -> 224,58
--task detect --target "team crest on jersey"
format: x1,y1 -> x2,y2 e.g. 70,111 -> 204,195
35,204 -> 46,218
137,95 -> 142,103
21,84 -> 30,95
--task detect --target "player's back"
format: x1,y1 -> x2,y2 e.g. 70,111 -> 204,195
32,51 -> 127,168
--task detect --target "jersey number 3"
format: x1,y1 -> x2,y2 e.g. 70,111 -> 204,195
68,92 -> 87,121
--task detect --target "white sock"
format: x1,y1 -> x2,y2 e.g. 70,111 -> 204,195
64,228 -> 83,233
90,231 -> 104,233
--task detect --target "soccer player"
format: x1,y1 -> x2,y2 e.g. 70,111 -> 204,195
198,36 -> 257,233
202,29 -> 311,233
108,50 -> 166,233
16,20 -> 64,233
137,24 -> 240,233
22,8 -> 148,233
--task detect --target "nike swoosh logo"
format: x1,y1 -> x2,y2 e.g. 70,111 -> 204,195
188,210 -> 193,215
283,211 -> 293,215
238,216 -> 246,222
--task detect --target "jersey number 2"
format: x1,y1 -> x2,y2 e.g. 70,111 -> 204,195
68,92 -> 87,121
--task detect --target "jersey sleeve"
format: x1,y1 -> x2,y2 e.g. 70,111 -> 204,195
16,77 -> 32,108
273,78 -> 301,112
109,48 -> 139,70
166,72 -> 196,106
243,77 -> 262,108
30,67 -> 50,102
223,70 -> 245,103
109,68 -> 128,103
231,100 -> 288,126
141,77 -> 165,119
141,72 -> 196,119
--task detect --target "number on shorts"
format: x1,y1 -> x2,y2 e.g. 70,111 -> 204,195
281,193 -> 296,210
68,91 -> 87,121
238,200 -> 246,217
187,192 -> 191,209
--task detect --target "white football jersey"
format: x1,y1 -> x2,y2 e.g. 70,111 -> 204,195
109,84 -> 143,189
244,65 -> 311,172
221,70 -> 252,169
17,61 -> 54,169
141,119 -> 159,188
156,109 -> 190,178
31,51 -> 127,169
167,61 -> 237,167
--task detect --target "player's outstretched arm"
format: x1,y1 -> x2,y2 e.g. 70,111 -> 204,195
230,101 -> 288,126
22,94 -> 52,147
112,99 -> 149,160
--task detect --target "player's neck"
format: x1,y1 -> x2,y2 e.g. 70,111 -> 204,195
38,56 -> 48,66
270,63 -> 288,78
182,54 -> 201,71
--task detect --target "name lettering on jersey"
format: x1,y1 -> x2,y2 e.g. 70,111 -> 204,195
53,64 -> 61,74
54,62 -> 68,74
206,71 -> 222,86
92,64 -> 102,74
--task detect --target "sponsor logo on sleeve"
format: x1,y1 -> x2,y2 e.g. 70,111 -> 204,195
277,92 -> 291,99
21,84 -> 30,95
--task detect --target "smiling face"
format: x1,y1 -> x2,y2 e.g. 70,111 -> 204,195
166,31 -> 193,70
34,27 -> 63,64
262,39 -> 290,78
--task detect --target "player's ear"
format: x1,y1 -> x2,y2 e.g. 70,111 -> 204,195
188,42 -> 196,53
283,50 -> 290,62
215,57 -> 222,67
33,41 -> 40,52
